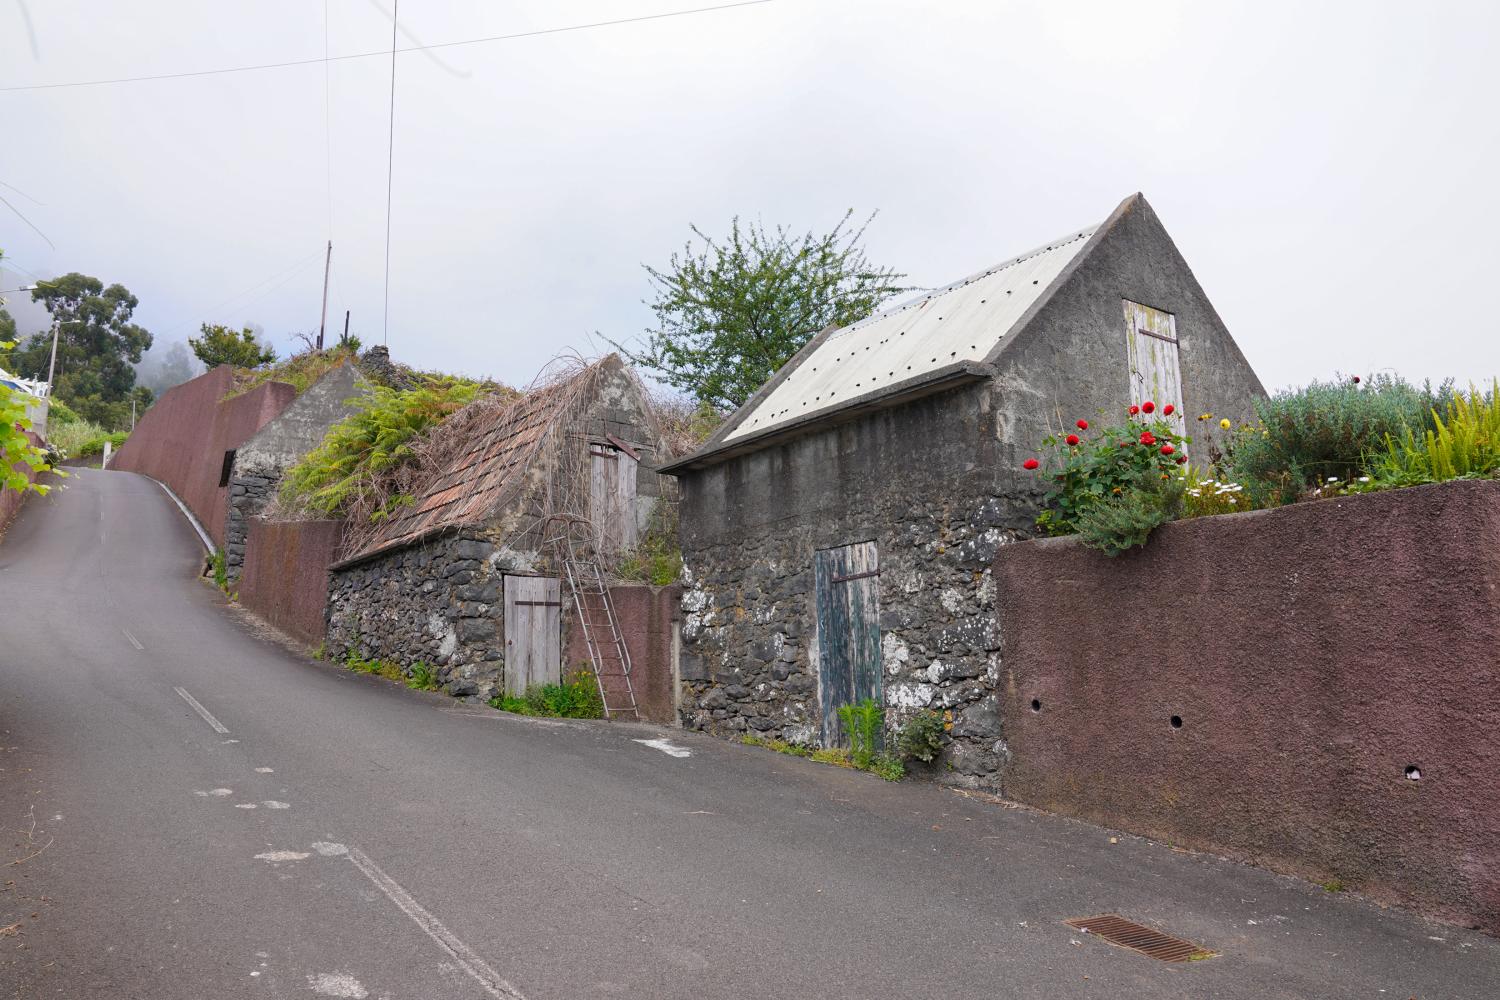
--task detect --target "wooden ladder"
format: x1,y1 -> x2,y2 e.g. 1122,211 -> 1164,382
554,520 -> 640,720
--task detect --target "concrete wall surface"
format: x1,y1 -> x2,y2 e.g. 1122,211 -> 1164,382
239,519 -> 346,648
995,479 -> 1500,931
564,583 -> 680,723
109,367 -> 297,547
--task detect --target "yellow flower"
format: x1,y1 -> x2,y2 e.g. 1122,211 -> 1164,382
1219,418 -> 1232,429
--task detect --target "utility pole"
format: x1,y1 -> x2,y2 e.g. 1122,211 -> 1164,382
45,319 -> 60,391
317,239 -> 333,350
342,310 -> 350,347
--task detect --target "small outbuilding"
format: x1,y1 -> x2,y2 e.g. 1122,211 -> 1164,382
660,193 -> 1265,780
324,355 -> 673,708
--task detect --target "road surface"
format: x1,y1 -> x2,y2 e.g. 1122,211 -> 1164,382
1,468 -> 1495,998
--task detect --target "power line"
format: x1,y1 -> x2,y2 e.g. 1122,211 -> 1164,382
382,0 -> 398,348
0,1 -> 774,93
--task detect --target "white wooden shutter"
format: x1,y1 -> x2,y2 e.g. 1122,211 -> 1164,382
1123,300 -> 1187,442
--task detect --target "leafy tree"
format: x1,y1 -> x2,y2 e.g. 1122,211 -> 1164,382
617,211 -> 911,410
7,273 -> 153,428
189,323 -> 277,369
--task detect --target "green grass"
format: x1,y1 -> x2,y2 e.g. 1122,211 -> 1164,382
488,670 -> 604,719
47,417 -> 128,459
343,651 -> 439,691
742,731 -> 906,781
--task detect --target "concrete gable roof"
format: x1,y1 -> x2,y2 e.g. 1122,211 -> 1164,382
663,194 -> 1142,473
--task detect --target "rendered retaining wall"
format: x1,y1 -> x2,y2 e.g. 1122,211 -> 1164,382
238,519 -> 346,648
109,366 -> 297,547
0,429 -> 44,536
564,584 -> 680,723
994,479 -> 1500,931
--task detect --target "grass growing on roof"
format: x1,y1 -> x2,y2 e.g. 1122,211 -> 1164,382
225,343 -> 361,398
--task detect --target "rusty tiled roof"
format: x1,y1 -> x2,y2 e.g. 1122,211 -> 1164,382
339,387 -> 564,565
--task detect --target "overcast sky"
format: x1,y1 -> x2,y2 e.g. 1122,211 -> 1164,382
1,0 -> 1496,393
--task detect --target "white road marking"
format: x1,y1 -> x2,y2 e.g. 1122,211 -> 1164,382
311,841 -> 348,856
121,628 -> 143,650
194,788 -> 234,797
254,767 -> 274,773
307,972 -> 369,998
254,850 -> 310,862
262,800 -> 290,810
235,803 -> 257,809
151,478 -> 214,553
345,846 -> 526,999
174,686 -> 229,734
634,738 -> 692,758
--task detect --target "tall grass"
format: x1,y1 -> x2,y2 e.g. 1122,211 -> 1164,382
47,417 -> 127,458
1370,381 -> 1500,486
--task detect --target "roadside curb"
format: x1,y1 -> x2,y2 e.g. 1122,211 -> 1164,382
144,475 -> 215,555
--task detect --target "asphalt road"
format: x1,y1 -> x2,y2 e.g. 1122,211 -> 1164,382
1,468 -> 1495,999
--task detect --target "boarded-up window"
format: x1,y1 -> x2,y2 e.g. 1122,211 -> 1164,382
814,541 -> 881,748
1123,300 -> 1187,444
219,450 -> 237,488
590,443 -> 638,554
503,575 -> 561,695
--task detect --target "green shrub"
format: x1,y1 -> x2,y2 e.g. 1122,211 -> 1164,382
489,670 -> 604,719
1369,381 -> 1500,487
1231,374 -> 1452,504
47,417 -> 127,458
47,399 -> 80,425
405,661 -> 438,691
837,698 -> 884,769
1025,408 -> 1189,554
896,711 -> 945,763
281,378 -> 486,520
210,549 -> 229,592
615,503 -> 683,585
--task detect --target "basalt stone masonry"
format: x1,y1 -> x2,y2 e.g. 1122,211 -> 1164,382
325,530 -> 513,699
665,193 -> 1266,786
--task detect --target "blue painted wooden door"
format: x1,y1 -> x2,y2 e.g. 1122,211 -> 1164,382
814,541 -> 881,748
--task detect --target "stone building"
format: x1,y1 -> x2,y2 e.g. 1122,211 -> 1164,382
324,355 -> 670,702
223,361 -> 365,582
661,193 -> 1265,783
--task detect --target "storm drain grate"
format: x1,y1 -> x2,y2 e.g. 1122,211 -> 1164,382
1063,914 -> 1213,962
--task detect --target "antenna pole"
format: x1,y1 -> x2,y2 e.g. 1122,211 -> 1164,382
317,239 -> 332,350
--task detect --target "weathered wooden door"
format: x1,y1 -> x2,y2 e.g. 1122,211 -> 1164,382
503,575 -> 561,695
590,443 -> 639,555
814,541 -> 881,748
1124,299 -> 1187,442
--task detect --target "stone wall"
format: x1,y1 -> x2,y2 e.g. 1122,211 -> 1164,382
677,385 -> 1024,782
994,480 -> 1500,933
225,470 -> 279,580
326,530 -> 510,699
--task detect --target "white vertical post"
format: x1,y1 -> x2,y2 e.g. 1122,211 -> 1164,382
101,440 -> 111,469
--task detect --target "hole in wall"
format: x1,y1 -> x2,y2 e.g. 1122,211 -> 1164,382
1030,698 -> 1042,713
1405,765 -> 1422,781
1170,715 -> 1183,729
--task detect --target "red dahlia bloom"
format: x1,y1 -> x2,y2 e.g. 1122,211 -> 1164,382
1128,405 -> 1140,415
1176,455 -> 1188,464
1076,419 -> 1089,430
1022,458 -> 1039,470
1160,444 -> 1175,455
1163,404 -> 1175,416
1065,434 -> 1080,446
1142,401 -> 1155,414
1139,431 -> 1156,446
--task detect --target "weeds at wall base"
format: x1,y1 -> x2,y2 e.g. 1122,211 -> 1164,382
741,734 -> 906,781
342,651 -> 440,692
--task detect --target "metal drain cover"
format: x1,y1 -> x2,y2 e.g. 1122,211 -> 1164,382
1064,914 -> 1214,962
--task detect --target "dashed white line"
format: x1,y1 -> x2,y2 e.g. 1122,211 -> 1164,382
346,847 -> 526,999
174,686 -> 229,734
121,628 -> 143,650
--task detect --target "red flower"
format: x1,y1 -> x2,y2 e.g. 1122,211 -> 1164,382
1065,434 -> 1080,446
1022,458 -> 1039,470
1118,440 -> 1130,448
1128,405 -> 1140,416
1163,404 -> 1175,416
1176,455 -> 1188,464
1160,444 -> 1175,456
1139,431 -> 1156,446
1142,400 -> 1155,414
1353,375 -> 1361,384
1076,419 -> 1089,430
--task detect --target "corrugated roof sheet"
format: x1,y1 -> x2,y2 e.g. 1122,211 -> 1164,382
723,225 -> 1097,441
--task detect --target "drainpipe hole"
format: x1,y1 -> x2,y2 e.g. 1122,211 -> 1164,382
1405,765 -> 1422,781
1030,698 -> 1042,713
1169,715 -> 1183,729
